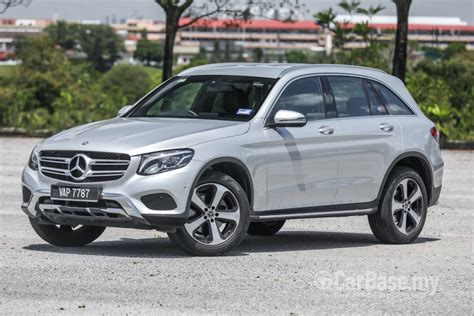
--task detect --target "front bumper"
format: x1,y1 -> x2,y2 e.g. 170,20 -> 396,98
428,185 -> 442,207
21,158 -> 202,231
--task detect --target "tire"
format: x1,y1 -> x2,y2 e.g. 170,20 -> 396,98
168,171 -> 250,256
368,166 -> 428,244
247,220 -> 285,236
29,218 -> 106,247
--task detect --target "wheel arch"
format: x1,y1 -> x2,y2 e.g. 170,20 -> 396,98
378,151 -> 433,204
186,157 -> 254,215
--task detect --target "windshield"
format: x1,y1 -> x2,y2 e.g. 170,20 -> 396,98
128,75 -> 276,121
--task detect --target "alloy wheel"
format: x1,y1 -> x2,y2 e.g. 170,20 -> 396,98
184,183 -> 241,245
392,177 -> 424,234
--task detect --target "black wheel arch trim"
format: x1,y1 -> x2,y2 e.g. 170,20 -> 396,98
377,151 -> 434,205
184,157 -> 255,218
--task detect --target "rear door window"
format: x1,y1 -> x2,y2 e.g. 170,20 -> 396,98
325,76 -> 371,118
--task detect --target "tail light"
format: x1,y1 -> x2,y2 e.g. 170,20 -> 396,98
430,126 -> 439,143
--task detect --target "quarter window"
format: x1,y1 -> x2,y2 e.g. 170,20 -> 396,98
371,81 -> 413,115
272,77 -> 325,121
326,76 -> 371,117
365,81 -> 387,115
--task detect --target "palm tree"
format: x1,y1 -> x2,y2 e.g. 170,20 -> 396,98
314,8 -> 338,54
392,0 -> 413,83
338,0 -> 360,19
314,8 -> 337,30
356,4 -> 385,44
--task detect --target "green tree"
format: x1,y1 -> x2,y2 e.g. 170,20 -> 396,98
46,22 -> 124,71
338,0 -> 360,18
286,51 -> 306,63
134,38 -> 164,66
442,42 -> 466,60
99,64 -> 152,105
14,36 -> 73,112
0,36 -> 102,131
314,7 -> 337,29
407,50 -> 474,141
355,4 -> 385,45
253,47 -> 264,62
78,24 -> 124,71
45,21 -> 81,50
0,35 -> 137,132
211,41 -> 222,62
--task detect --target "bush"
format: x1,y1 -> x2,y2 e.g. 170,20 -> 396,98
0,36 -> 130,133
99,64 -> 152,105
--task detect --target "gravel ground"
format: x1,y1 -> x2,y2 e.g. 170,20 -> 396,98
0,137 -> 472,315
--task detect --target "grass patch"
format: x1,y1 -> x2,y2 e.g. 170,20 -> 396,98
0,65 -> 16,78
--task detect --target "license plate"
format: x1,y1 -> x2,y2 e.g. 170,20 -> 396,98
51,185 -> 101,202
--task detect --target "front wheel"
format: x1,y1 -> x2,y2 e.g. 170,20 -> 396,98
368,166 -> 428,244
168,172 -> 250,256
29,219 -> 106,247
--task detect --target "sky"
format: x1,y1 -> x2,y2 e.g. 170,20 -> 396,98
1,0 -> 473,24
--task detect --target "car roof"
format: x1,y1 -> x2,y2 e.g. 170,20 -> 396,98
177,62 -> 387,79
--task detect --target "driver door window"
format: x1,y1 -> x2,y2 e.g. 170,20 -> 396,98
271,77 -> 325,121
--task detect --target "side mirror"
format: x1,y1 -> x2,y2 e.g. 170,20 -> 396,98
270,110 -> 307,127
117,105 -> 133,117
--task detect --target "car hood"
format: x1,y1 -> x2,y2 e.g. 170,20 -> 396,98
41,117 -> 250,156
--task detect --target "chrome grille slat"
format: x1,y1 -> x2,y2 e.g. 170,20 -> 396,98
89,171 -> 126,176
89,160 -> 130,165
41,167 -> 69,175
40,157 -> 71,164
39,150 -> 131,183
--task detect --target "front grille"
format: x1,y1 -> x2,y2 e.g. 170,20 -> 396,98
39,150 -> 131,183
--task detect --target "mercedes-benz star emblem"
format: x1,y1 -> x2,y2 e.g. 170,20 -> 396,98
68,154 -> 90,180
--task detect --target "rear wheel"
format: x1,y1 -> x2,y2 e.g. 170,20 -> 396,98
29,219 -> 106,247
247,220 -> 285,236
368,166 -> 428,244
168,172 -> 250,256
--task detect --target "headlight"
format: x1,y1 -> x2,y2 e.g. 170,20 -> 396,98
28,144 -> 41,170
137,149 -> 194,175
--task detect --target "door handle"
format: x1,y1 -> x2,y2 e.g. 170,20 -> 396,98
379,123 -> 394,132
318,126 -> 334,135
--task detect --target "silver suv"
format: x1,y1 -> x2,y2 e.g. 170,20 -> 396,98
22,63 -> 444,255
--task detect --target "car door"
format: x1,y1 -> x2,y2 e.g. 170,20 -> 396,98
264,76 -> 340,211
323,76 -> 402,205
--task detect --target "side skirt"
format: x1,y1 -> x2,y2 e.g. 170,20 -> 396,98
250,201 -> 378,222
